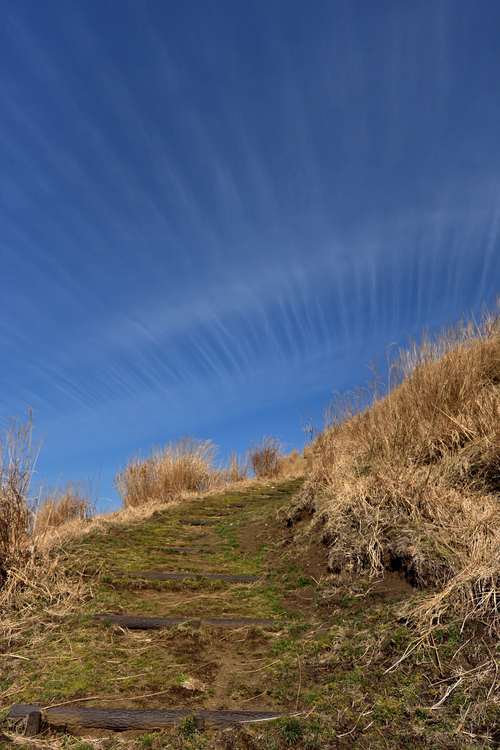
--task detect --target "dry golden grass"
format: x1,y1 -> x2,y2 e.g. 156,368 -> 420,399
34,485 -> 93,537
116,436 -> 309,511
0,418 -> 86,680
279,448 -> 308,478
299,312 -> 500,633
227,451 -> 249,482
115,437 -> 301,509
116,438 -> 229,508
249,436 -> 283,478
0,417 -> 34,583
0,553 -> 87,659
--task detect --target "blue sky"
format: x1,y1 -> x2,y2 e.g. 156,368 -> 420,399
1,0 -> 499,510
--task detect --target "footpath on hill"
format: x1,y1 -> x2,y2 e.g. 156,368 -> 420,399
2,480 -> 491,750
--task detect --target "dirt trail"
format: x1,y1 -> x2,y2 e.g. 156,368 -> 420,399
7,482 -> 312,732
4,479 -> 461,750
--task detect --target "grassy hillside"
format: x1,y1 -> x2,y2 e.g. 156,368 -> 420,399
294,316 -> 499,626
0,314 -> 498,748
289,314 -> 500,742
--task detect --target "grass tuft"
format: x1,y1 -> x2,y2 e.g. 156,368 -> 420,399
116,439 -> 223,508
0,416 -> 34,583
34,485 -> 94,536
249,437 -> 283,479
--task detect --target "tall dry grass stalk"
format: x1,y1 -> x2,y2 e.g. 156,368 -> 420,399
249,437 -> 283,478
279,448 -> 307,478
116,438 -> 225,508
228,451 -> 248,482
34,484 -> 94,538
299,312 -> 500,633
0,417 -> 85,658
0,416 -> 35,582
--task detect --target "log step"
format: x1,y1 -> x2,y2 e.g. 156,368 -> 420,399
179,519 -> 221,526
8,704 -> 284,731
115,571 -> 258,583
95,614 -> 278,629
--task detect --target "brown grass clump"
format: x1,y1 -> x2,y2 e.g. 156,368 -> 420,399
116,438 -> 224,508
279,448 -> 307,478
249,437 -> 283,478
0,416 -> 85,676
227,451 -> 248,482
0,417 -> 35,583
298,312 -> 500,633
1,553 -> 87,656
34,484 -> 93,537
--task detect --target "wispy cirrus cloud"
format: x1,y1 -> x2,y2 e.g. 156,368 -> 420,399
0,0 -> 499,505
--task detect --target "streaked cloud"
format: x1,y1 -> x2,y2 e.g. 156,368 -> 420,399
0,0 -> 498,505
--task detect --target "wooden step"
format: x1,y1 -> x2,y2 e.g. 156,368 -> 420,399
179,519 -> 221,526
115,571 -> 258,583
95,613 -> 277,629
8,704 -> 285,731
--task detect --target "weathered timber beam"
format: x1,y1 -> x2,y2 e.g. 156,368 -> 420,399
94,613 -> 277,629
8,704 -> 284,731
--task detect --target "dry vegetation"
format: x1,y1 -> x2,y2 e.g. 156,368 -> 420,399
249,436 -> 283,478
1,313 -> 499,747
116,437 -> 297,508
297,313 -> 500,634
0,420 -> 85,681
34,484 -> 93,537
227,451 -> 248,482
279,447 -> 308,477
0,418 -> 35,583
116,439 -> 228,508
0,424 -> 297,565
